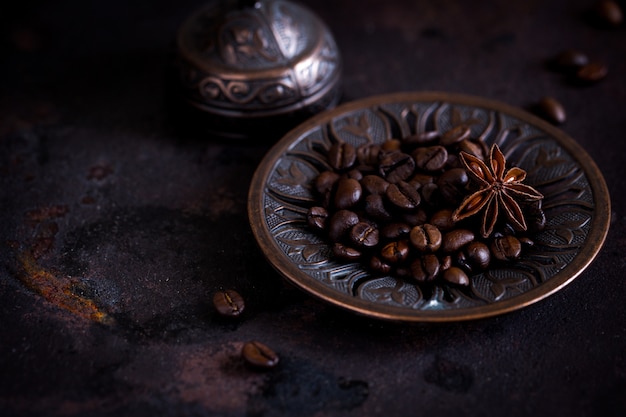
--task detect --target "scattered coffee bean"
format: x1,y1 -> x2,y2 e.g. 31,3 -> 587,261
242,341 -> 279,369
536,96 -> 566,125
576,62 -> 608,84
592,0 -> 623,27
409,224 -> 442,252
213,289 -> 245,317
550,49 -> 589,72
442,267 -> 469,286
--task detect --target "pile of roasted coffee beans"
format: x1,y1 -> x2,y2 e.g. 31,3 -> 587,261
306,129 -> 545,287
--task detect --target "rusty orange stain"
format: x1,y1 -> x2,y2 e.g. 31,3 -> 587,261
17,251 -> 112,324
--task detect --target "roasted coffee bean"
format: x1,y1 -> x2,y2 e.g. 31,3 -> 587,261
409,224 -> 442,252
343,169 -> 363,181
430,209 -> 456,231
445,153 -> 462,169
464,241 -> 491,270
380,222 -> 411,240
213,289 -> 245,317
364,194 -> 393,222
334,178 -> 362,209
519,237 -> 534,247
307,206 -> 329,231
400,209 -> 429,227
315,171 -> 340,195
442,267 -> 469,286
442,229 -> 475,253
437,168 -> 469,205
576,62 -> 608,84
592,0 -> 623,27
458,139 -> 485,159
403,130 -> 439,146
327,209 -> 359,241
356,144 -> 381,166
536,96 -> 566,125
491,235 -> 522,261
242,341 -> 279,369
361,175 -> 390,195
410,254 -> 440,282
395,266 -> 411,279
386,181 -> 421,210
350,222 -> 379,248
551,49 -> 589,72
409,173 -> 435,186
412,146 -> 448,171
380,240 -> 410,264
370,256 -> 392,274
333,242 -> 362,260
379,152 -> 415,183
381,139 -> 402,152
420,183 -> 439,206
440,125 -> 471,146
440,255 -> 452,271
328,142 -> 356,171
526,204 -> 546,232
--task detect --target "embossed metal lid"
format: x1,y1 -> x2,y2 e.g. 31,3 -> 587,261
175,0 -> 342,139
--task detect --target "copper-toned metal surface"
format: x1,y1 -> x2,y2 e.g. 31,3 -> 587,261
248,91 -> 610,322
1,0 -> 626,416
175,0 -> 342,138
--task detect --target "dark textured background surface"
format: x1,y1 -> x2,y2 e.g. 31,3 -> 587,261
1,1 -> 625,416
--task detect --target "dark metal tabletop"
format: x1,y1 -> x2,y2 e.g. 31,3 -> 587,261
1,1 -> 625,416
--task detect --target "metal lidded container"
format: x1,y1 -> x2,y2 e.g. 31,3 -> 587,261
175,0 -> 342,139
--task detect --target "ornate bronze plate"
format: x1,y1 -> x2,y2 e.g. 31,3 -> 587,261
248,92 -> 610,322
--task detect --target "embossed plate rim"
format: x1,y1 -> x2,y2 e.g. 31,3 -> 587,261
248,91 -> 611,322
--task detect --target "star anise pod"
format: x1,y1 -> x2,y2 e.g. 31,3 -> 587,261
452,144 -> 543,238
